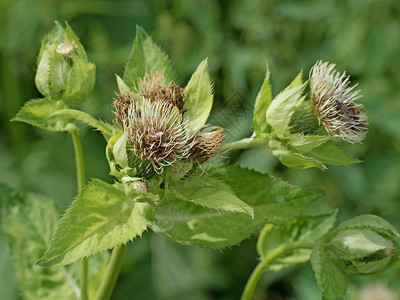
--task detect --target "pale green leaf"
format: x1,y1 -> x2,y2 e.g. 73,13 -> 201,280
37,21 -> 64,64
50,108 -> 117,140
0,183 -> 107,300
266,72 -> 306,135
123,26 -> 176,89
151,165 -> 322,248
183,58 -> 214,134
253,61 -> 272,133
168,173 -> 254,217
306,141 -> 360,166
348,256 -> 392,274
257,211 -> 337,271
35,47 -> 51,97
330,229 -> 392,260
37,179 -> 154,267
62,55 -> 96,105
49,50 -> 71,94
11,98 -> 76,132
269,138 -> 326,170
335,215 -> 400,238
311,242 -> 347,300
288,134 -> 331,153
64,22 -> 87,59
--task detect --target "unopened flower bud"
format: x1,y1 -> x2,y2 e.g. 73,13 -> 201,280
329,228 -> 397,275
35,21 -> 95,105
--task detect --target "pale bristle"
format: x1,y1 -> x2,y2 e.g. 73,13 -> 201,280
123,98 -> 194,173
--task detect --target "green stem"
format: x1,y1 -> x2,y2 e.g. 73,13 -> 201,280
220,136 -> 269,153
240,242 -> 313,300
94,245 -> 127,300
71,130 -> 88,300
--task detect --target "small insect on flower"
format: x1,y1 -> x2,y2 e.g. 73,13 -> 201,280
309,60 -> 368,143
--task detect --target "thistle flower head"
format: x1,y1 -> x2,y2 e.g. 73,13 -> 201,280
115,96 -> 193,173
112,72 -> 224,176
309,61 -> 368,143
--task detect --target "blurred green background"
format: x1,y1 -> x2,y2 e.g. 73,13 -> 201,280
1,0 -> 400,299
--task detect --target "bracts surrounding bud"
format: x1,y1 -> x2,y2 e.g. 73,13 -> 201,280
35,22 -> 95,105
326,215 -> 400,275
190,127 -> 225,163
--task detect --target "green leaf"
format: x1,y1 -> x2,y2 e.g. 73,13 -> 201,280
311,242 -> 347,300
151,165 -> 322,248
347,256 -> 392,275
335,215 -> 400,238
141,27 -> 176,83
269,138 -> 326,170
288,134 -> 331,153
51,108 -> 117,140
266,72 -> 306,135
37,179 -> 154,267
11,98 -> 76,132
35,47 -> 51,97
253,61 -> 272,134
257,210 -> 337,271
168,173 -> 254,217
183,58 -> 214,134
64,22 -> 87,59
330,229 -> 393,260
62,55 -> 96,105
210,165 -> 323,225
49,50 -> 71,94
0,183 -> 107,300
306,141 -> 360,166
123,26 -> 176,89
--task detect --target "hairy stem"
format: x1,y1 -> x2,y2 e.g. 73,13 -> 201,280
71,130 -> 88,300
240,242 -> 313,300
220,136 -> 269,153
94,245 -> 127,300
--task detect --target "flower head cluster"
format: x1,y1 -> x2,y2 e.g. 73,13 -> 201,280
309,61 -> 368,143
113,72 -> 224,174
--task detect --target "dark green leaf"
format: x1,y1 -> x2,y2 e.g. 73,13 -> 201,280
151,165 -> 322,248
311,242 -> 347,300
0,183 -> 107,300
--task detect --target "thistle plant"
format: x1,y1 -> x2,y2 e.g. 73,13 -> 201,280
1,23 -> 399,300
